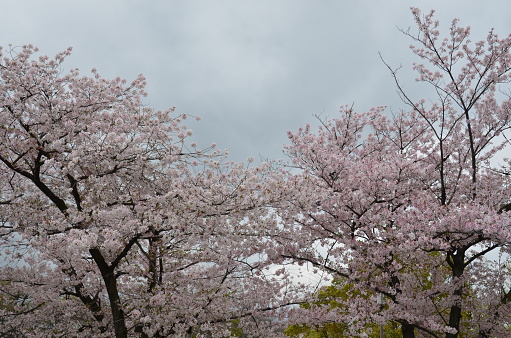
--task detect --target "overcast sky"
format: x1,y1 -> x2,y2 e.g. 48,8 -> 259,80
3,1 -> 511,163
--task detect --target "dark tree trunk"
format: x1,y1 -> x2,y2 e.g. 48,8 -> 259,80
446,304 -> 462,338
401,322 -> 416,338
90,248 -> 128,338
445,250 -> 466,338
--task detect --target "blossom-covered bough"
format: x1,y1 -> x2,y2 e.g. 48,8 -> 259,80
0,45 -> 295,337
277,8 -> 511,338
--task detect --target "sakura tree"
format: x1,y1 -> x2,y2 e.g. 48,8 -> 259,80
278,8 -> 511,338
0,45 -> 292,337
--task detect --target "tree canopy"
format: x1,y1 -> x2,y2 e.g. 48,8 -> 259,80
2,7 -> 511,338
276,8 -> 511,338
0,45 -> 293,337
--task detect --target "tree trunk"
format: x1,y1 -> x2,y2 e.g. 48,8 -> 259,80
445,250 -> 465,338
446,304 -> 462,338
90,248 -> 128,338
401,322 -> 416,338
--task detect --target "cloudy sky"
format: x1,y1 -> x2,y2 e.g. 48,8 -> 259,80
3,1 -> 511,163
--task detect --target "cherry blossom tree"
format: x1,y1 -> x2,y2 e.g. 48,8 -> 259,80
0,45 -> 293,337
277,8 -> 511,338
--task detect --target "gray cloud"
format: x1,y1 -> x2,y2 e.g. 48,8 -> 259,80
2,0 -> 511,162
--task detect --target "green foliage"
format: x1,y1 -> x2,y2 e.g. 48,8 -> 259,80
190,319 -> 244,338
285,322 -> 401,338
285,279 -> 401,338
226,319 -> 244,338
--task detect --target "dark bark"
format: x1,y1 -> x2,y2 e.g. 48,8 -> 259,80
401,322 -> 416,338
90,248 -> 128,338
445,249 -> 466,338
147,237 -> 158,292
71,284 -> 106,332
